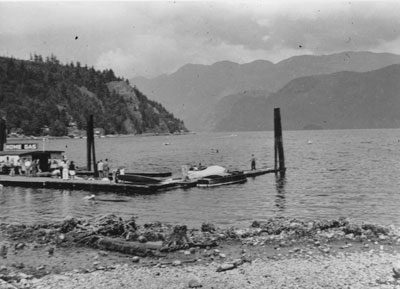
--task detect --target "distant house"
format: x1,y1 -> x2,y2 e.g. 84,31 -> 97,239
42,125 -> 50,135
94,128 -> 105,137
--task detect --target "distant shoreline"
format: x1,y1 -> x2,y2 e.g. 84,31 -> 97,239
5,131 -> 196,141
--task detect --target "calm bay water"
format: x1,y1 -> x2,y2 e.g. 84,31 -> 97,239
1,129 -> 400,228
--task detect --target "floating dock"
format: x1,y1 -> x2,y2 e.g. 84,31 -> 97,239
0,167 -> 276,193
0,175 -> 196,194
243,167 -> 277,177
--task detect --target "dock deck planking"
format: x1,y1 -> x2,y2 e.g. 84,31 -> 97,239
0,168 -> 276,193
0,175 -> 190,194
243,167 -> 277,177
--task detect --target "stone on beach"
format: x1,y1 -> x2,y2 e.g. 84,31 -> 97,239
188,278 -> 203,288
137,235 -> 147,243
172,260 -> 182,266
14,243 -> 25,250
1,244 -> 8,258
48,247 -> 54,256
393,260 -> 400,278
216,263 -> 236,272
0,279 -> 18,289
201,222 -> 216,233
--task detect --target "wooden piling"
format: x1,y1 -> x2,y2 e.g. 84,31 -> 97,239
0,118 -> 6,152
274,108 -> 286,176
86,115 -> 98,176
87,115 -> 93,171
92,126 -> 97,177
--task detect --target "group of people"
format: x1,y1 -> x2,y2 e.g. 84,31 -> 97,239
49,158 -> 76,180
1,157 -> 42,177
50,158 -> 110,180
1,155 -> 114,180
96,159 -> 109,179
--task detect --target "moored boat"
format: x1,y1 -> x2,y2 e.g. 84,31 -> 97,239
117,174 -> 164,184
124,171 -> 172,178
186,165 -> 227,180
197,171 -> 247,187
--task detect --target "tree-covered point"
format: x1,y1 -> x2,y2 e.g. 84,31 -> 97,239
0,54 -> 187,136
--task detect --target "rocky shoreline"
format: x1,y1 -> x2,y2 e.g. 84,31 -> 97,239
1,215 -> 400,288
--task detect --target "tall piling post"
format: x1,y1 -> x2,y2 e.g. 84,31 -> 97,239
87,115 -> 93,171
92,126 -> 97,177
86,115 -> 98,177
274,108 -> 286,176
0,118 -> 6,151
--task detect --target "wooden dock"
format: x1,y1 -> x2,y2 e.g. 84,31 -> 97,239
0,175 -> 197,194
243,167 -> 277,177
0,167 -> 276,193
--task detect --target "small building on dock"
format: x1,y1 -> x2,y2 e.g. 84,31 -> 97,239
0,150 -> 64,174
19,150 -> 65,172
0,151 -> 28,173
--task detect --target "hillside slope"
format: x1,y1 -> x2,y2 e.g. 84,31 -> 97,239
0,56 -> 186,136
213,64 -> 400,131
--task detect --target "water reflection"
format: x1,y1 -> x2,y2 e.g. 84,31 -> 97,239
275,175 -> 287,211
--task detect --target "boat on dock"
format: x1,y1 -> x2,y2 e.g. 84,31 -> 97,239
124,172 -> 172,178
186,165 -> 227,180
197,171 -> 247,187
185,165 -> 248,188
117,174 -> 164,184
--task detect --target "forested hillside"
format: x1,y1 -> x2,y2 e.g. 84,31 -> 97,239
0,55 -> 187,136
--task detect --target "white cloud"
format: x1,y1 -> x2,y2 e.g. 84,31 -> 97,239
95,35 -> 182,77
1,1 -> 400,78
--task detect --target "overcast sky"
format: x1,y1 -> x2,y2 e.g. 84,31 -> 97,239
1,1 -> 400,79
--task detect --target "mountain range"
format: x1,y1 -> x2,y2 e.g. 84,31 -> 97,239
131,51 -> 400,131
214,64 -> 400,131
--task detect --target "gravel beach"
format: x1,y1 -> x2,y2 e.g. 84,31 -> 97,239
2,216 -> 400,289
29,251 -> 400,289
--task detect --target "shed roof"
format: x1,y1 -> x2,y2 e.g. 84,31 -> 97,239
0,151 -> 28,156
19,150 -> 64,157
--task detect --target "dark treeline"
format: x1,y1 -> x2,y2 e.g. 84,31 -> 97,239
0,54 -> 187,136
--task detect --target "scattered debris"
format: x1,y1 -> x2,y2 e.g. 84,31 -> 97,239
393,260 -> 400,278
216,263 -> 236,272
188,278 -> 202,288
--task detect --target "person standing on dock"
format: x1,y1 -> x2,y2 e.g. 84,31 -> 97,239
69,161 -> 76,180
61,160 -> 68,180
97,160 -> 104,179
103,159 -> 109,178
251,154 -> 256,170
31,159 -> 38,177
24,159 -> 31,177
20,159 -> 26,176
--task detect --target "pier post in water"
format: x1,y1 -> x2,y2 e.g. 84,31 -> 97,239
274,108 -> 286,176
0,118 -> 6,151
86,115 -> 98,176
87,115 -> 93,170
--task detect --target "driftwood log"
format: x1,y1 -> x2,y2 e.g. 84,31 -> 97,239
97,237 -> 162,256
